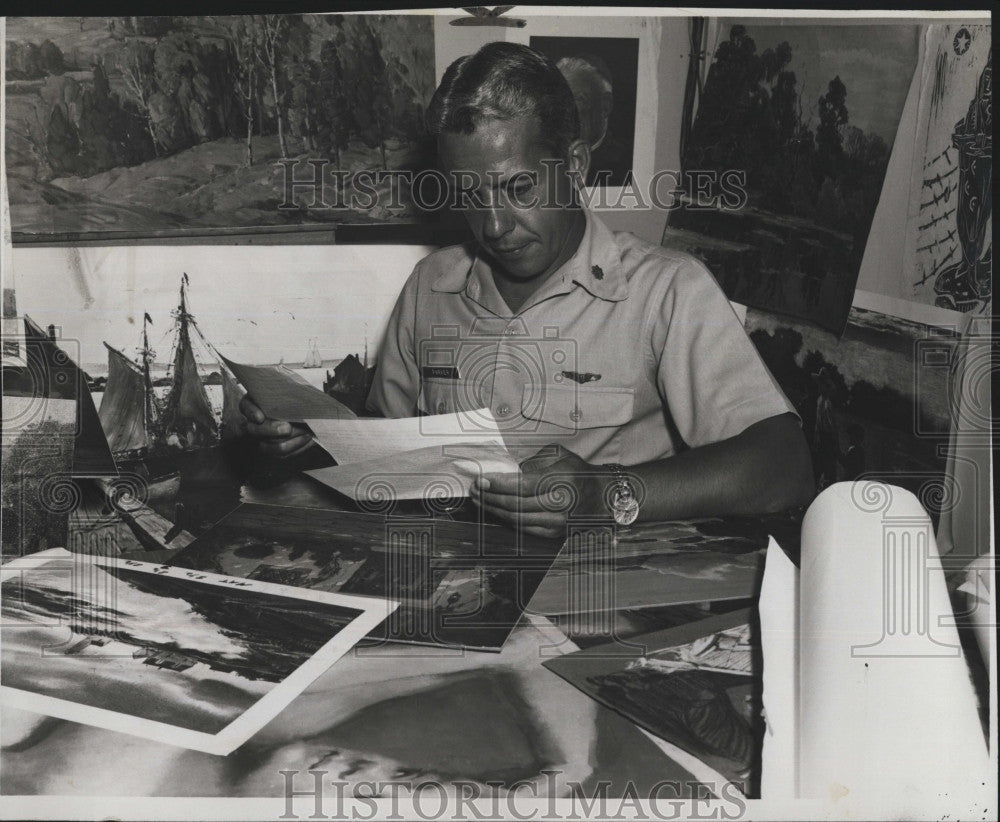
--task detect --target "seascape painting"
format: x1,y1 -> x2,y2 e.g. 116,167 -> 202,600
666,24 -> 919,332
169,502 -> 563,651
4,15 -> 436,240
544,609 -> 762,796
746,305 -> 959,512
0,550 -> 392,754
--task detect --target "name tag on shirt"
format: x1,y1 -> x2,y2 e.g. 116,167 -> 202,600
422,366 -> 461,380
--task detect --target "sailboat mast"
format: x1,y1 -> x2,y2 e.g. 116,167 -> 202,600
141,313 -> 154,434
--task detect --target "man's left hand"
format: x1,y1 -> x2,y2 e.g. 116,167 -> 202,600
470,444 -> 607,538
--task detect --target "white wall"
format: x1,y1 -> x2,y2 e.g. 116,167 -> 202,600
9,243 -> 432,368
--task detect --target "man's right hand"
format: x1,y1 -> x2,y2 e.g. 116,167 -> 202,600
239,396 -> 315,458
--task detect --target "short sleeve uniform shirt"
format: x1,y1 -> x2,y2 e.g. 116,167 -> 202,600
368,210 -> 796,465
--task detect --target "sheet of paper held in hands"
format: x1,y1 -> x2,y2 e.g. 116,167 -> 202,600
304,409 -> 520,501
223,356 -> 357,422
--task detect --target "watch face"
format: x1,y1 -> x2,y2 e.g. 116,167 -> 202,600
613,496 -> 639,526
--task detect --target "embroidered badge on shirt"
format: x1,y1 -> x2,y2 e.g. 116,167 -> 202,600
561,371 -> 602,384
591,265 -> 604,280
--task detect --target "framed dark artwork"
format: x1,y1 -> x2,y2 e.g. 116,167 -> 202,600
666,24 -> 920,333
4,15 -> 438,243
745,304 -> 959,515
169,502 -> 563,652
530,35 -> 639,188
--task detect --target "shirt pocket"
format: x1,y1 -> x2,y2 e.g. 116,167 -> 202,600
417,377 -> 461,416
520,384 -> 635,431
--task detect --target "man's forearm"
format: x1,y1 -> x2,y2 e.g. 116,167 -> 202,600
623,413 -> 814,521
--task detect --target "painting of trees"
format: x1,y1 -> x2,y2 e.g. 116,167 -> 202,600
3,14 -> 437,237
671,23 -> 917,332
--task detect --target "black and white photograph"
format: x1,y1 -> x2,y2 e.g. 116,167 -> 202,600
0,7 -> 994,822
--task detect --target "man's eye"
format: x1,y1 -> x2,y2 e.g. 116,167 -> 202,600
510,183 -> 533,198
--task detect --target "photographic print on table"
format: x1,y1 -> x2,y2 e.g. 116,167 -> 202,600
0,548 -> 396,755
746,304 -> 959,506
666,23 -> 919,333
4,15 -> 436,242
168,502 -> 563,652
543,608 -> 762,796
530,35 -> 640,188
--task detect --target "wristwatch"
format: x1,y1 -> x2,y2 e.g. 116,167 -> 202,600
605,463 -> 639,526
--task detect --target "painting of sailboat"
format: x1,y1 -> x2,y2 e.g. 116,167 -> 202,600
302,339 -> 323,369
98,275 -> 223,474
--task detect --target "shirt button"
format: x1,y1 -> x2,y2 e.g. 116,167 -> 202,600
496,404 -> 511,417
569,408 -> 582,422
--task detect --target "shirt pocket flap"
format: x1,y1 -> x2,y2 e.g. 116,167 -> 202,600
521,384 -> 635,430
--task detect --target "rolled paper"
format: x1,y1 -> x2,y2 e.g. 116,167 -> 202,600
798,481 -> 989,816
758,536 -> 799,800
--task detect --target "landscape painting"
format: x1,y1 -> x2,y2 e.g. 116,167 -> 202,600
746,305 -> 959,513
666,24 -> 919,332
544,609 -> 762,796
169,503 -> 563,651
4,15 -> 436,240
0,549 -> 393,754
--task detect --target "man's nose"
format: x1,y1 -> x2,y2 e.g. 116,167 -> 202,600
482,203 -> 514,241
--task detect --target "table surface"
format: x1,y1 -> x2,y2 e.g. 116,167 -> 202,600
1,474 -> 786,801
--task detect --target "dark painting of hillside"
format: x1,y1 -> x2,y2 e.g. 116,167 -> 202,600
746,305 -> 958,513
666,24 -> 919,333
4,15 -> 436,240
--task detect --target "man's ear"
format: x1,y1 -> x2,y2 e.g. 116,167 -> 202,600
566,138 -> 591,191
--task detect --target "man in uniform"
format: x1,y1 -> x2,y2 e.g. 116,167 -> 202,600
241,42 -> 813,537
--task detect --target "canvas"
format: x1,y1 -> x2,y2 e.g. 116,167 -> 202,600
0,548 -> 395,755
168,502 -> 563,651
667,23 -> 919,332
4,15 -> 436,241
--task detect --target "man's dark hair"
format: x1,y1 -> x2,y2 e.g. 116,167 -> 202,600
427,41 -> 580,157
